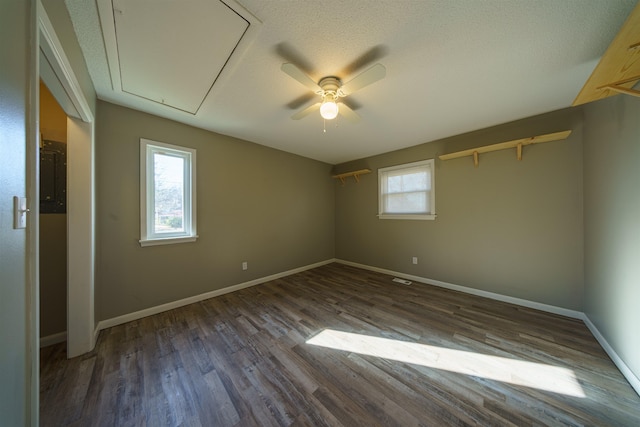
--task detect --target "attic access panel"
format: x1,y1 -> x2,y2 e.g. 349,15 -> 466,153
112,0 -> 249,114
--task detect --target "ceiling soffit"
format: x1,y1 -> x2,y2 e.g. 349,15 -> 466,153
97,0 -> 259,114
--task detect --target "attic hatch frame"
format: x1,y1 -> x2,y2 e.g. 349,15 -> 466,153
96,0 -> 262,115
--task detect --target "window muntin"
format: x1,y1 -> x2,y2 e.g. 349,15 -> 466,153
378,159 -> 435,220
140,139 -> 197,246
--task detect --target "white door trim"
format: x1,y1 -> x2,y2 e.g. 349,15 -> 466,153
37,1 -> 92,122
37,0 -> 96,357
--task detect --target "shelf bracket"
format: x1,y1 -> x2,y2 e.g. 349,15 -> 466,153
600,74 -> 640,98
517,142 -> 523,161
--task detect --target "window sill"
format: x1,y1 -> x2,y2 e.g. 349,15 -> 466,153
139,235 -> 199,247
378,214 -> 436,221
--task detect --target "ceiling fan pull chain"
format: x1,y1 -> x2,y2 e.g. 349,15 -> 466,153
323,118 -> 327,133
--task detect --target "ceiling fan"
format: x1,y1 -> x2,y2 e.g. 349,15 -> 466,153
281,62 -> 386,122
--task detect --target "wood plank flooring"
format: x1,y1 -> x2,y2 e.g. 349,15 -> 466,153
40,263 -> 640,426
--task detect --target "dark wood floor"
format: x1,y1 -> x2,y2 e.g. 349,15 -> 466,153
40,263 -> 640,426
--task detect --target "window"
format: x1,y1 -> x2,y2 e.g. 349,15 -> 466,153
140,138 -> 197,246
378,159 -> 435,220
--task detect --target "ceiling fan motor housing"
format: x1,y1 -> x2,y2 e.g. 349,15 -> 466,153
319,76 -> 342,95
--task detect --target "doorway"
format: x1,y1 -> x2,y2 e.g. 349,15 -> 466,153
39,80 -> 68,347
39,0 -> 96,358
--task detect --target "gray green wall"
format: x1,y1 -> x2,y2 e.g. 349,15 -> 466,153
334,108 -> 584,310
0,1 -> 33,425
95,101 -> 335,321
583,94 -> 640,384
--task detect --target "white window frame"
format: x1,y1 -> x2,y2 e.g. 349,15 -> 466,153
140,138 -> 197,246
378,159 -> 436,220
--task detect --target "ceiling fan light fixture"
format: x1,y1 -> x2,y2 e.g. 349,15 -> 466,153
320,93 -> 339,120
282,63 -> 385,123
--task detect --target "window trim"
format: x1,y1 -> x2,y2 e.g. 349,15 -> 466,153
378,159 -> 436,221
140,138 -> 197,246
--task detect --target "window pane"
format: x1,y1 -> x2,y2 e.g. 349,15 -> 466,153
401,171 -> 427,192
378,159 -> 435,219
154,153 -> 184,233
386,171 -> 427,193
387,175 -> 403,193
384,192 -> 427,213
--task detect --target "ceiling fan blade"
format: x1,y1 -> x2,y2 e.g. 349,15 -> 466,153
339,63 -> 386,96
339,45 -> 389,77
281,63 -> 322,94
291,102 -> 321,120
338,102 -> 360,123
286,92 -> 317,110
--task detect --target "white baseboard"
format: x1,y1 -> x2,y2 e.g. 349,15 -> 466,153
335,259 -> 583,319
40,331 -> 67,348
335,258 -> 640,397
582,315 -> 640,396
96,259 -> 336,331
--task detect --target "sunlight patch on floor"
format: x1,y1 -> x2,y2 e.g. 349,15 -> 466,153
306,329 -> 585,397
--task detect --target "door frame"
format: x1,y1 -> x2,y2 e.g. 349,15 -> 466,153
37,0 -> 96,357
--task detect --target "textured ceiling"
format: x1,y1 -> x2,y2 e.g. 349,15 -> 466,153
65,0 -> 637,165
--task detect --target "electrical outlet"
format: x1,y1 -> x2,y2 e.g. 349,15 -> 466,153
412,257 -> 418,265
242,261 -> 248,271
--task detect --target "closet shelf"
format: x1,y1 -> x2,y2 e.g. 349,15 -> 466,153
332,169 -> 371,185
438,130 -> 572,167
573,3 -> 640,105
